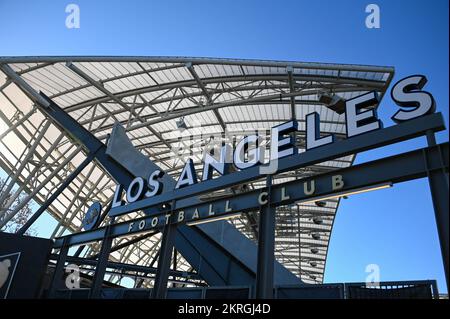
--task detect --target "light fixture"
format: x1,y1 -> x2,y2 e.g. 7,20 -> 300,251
176,116 -> 188,129
310,248 -> 319,254
161,203 -> 171,210
311,233 -> 321,240
302,182 -> 393,205
314,201 -> 327,208
312,217 -> 323,225
318,91 -> 346,114
186,212 -> 241,226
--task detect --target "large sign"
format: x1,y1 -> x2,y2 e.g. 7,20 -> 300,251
0,252 -> 20,299
107,75 -> 437,223
57,119 -> 448,248
0,232 -> 53,298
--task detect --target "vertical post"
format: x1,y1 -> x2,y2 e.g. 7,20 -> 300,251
48,238 -> 69,298
296,205 -> 302,279
89,223 -> 114,299
425,130 -> 449,291
431,280 -> 440,300
255,175 -> 275,299
152,204 -> 177,299
172,248 -> 178,288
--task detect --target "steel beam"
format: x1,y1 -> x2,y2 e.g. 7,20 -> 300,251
425,131 -> 449,290
0,120 -> 51,216
48,238 -> 69,298
13,90 -> 295,286
0,144 -> 82,228
49,255 -> 201,280
49,164 -> 98,238
287,66 -> 296,118
66,62 -> 173,151
0,106 -> 36,141
152,213 -> 177,298
92,86 -> 378,140
17,148 -> 99,235
49,70 -> 377,113
110,113 -> 446,217
54,142 -> 449,247
186,62 -> 226,129
36,93 -> 138,189
256,175 -> 275,298
89,231 -> 157,259
106,122 -> 300,286
89,223 -> 114,299
0,63 -> 50,107
77,97 -> 351,131
0,56 -> 394,74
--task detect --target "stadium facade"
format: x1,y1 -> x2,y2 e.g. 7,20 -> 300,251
0,57 -> 447,299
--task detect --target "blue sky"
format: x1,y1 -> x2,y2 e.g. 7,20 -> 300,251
0,0 -> 448,292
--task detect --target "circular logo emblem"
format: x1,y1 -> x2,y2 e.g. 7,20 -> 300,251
81,202 -> 102,231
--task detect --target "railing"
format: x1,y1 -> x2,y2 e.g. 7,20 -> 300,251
344,280 -> 439,299
49,280 -> 439,299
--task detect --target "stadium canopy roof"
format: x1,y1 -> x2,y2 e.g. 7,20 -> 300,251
0,56 -> 394,285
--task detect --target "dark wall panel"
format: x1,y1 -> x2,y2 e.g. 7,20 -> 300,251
0,232 -> 53,299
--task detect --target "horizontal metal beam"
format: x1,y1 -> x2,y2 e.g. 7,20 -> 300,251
76,97 -> 355,131
0,56 -> 395,73
88,231 -> 158,259
49,255 -> 202,280
67,78 -> 380,115
109,113 -> 446,217
90,86 -> 377,139
54,141 -> 448,248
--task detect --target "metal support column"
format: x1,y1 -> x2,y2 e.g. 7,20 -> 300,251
89,222 -> 114,299
425,130 -> 449,290
48,238 -> 69,298
255,175 -> 275,299
152,204 -> 177,299
172,248 -> 178,288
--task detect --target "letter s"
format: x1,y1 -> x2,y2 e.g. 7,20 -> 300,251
146,169 -> 164,197
391,75 -> 435,122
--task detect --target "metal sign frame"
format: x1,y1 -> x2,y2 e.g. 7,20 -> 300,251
54,140 -> 448,247
49,112 -> 448,299
107,113 -> 445,218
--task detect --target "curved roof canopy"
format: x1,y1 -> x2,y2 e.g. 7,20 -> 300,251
0,56 -> 394,285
